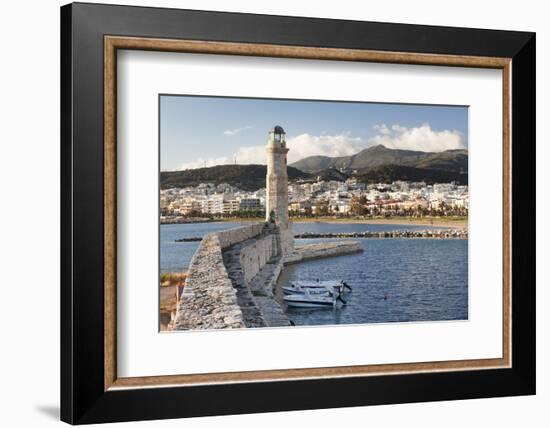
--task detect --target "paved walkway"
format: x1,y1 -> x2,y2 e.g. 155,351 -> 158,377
248,260 -> 290,327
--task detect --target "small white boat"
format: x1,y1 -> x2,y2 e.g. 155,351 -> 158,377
282,285 -> 332,296
284,288 -> 347,308
283,280 -> 352,295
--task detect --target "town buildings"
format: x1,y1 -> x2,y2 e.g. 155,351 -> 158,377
160,177 -> 468,222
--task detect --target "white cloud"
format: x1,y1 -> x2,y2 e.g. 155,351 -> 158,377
177,124 -> 465,170
286,133 -> 362,164
369,123 -> 465,152
178,132 -> 363,170
179,156 -> 231,170
232,145 -> 266,164
223,126 -> 252,136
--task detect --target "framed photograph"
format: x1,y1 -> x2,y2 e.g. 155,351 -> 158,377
61,2 -> 535,424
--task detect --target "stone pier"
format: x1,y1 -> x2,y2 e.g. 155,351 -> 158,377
173,125 -> 364,330
284,241 -> 363,265
222,226 -> 290,328
174,223 -> 363,330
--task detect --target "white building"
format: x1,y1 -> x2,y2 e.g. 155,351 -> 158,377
239,198 -> 261,211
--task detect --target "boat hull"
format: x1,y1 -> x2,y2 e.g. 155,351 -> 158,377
282,286 -> 331,296
284,298 -> 335,308
291,280 -> 343,288
286,280 -> 351,294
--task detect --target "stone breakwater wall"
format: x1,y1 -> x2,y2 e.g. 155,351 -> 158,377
237,234 -> 278,285
216,223 -> 265,249
285,241 -> 363,265
174,223 -> 365,330
174,223 -> 266,330
223,231 -> 289,328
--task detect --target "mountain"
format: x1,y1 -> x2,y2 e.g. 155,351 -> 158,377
312,168 -> 350,182
161,164 -> 310,191
290,145 -> 468,174
359,164 -> 468,185
413,149 -> 469,171
287,155 -> 338,172
161,146 -> 468,191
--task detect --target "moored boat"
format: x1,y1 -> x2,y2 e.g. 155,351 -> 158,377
283,280 -> 352,295
283,288 -> 347,308
282,286 -> 333,296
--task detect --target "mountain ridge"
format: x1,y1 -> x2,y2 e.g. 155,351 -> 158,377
161,164 -> 310,191
359,164 -> 467,185
290,144 -> 468,174
161,145 -> 468,190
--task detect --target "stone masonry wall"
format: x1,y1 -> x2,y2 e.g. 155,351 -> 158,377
238,234 -> 277,285
216,223 -> 265,249
174,223 -> 266,330
173,222 -> 362,330
223,231 -> 280,328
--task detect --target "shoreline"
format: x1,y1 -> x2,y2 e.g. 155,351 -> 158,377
291,217 -> 467,227
161,216 -> 468,228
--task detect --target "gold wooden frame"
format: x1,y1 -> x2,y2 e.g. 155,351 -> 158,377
104,36 -> 512,391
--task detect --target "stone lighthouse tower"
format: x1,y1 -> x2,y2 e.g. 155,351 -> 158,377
266,125 -> 293,257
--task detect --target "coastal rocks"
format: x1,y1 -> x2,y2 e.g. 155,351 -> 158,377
293,229 -> 468,239
175,237 -> 202,242
177,228 -> 468,243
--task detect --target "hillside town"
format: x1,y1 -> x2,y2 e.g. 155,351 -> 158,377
160,178 -> 468,223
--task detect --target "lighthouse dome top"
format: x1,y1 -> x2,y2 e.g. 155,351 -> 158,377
270,125 -> 285,134
268,125 -> 287,148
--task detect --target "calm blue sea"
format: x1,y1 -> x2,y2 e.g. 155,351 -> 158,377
160,221 -> 468,325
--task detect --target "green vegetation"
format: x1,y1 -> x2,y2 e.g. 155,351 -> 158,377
160,272 -> 187,286
212,213 -> 468,225
290,144 -> 468,176
161,164 -> 310,191
358,164 -> 467,185
161,146 -> 468,190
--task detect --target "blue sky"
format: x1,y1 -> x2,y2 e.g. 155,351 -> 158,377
160,95 -> 468,171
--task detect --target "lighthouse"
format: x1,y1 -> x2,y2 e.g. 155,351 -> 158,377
266,125 -> 293,257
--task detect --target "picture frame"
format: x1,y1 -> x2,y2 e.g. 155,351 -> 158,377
60,2 -> 535,424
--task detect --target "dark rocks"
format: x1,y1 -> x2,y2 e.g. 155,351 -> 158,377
293,229 -> 468,240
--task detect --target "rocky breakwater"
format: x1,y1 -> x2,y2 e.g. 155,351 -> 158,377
294,228 -> 468,239
174,223 -> 265,330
